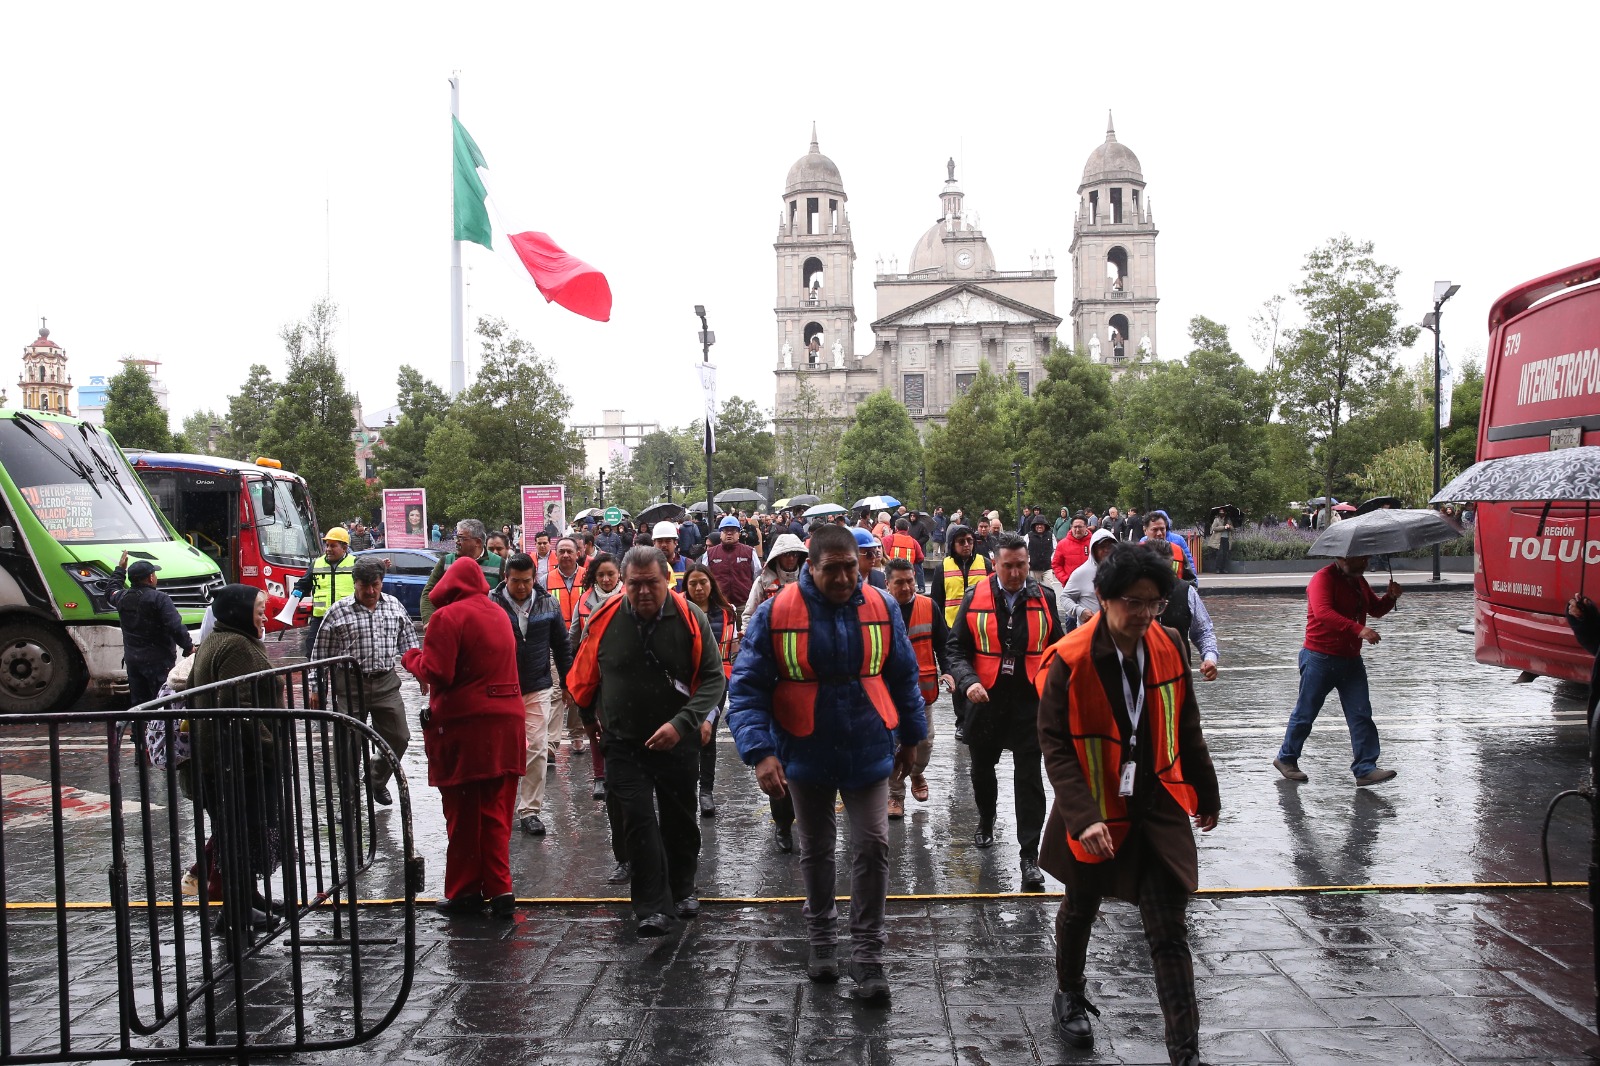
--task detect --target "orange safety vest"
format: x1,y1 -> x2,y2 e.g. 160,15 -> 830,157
710,606 -> 739,679
768,582 -> 900,738
906,594 -> 940,705
884,532 -> 920,563
566,590 -> 704,709
1034,615 -> 1197,864
942,553 -> 990,625
964,577 -> 1053,687
548,569 -> 582,628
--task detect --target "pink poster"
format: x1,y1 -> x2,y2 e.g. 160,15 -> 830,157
521,484 -> 566,542
383,488 -> 428,549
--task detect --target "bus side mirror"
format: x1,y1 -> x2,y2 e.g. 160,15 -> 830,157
0,526 -> 11,550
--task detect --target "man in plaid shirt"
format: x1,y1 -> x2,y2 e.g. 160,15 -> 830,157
313,557 -> 420,805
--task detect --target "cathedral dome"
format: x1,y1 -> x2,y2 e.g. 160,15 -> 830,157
907,222 -> 995,274
1081,113 -> 1143,186
785,125 -> 846,197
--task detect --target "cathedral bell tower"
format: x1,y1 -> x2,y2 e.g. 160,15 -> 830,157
1069,113 -> 1159,369
19,320 -> 72,415
774,125 -> 857,417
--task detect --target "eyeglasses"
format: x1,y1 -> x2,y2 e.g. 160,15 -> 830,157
1111,596 -> 1168,616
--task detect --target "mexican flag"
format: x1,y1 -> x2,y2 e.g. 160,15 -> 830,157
452,117 -> 613,323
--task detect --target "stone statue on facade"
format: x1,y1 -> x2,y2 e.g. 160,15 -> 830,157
832,341 -> 844,368
782,342 -> 793,369
1089,335 -> 1102,361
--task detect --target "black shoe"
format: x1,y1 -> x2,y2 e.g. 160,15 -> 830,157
490,892 -> 515,919
1020,858 -> 1046,891
699,792 -> 716,817
847,960 -> 890,1002
606,861 -> 632,885
253,893 -> 293,917
592,778 -> 607,801
774,825 -> 794,854
371,782 -> 394,806
1052,989 -> 1099,1048
636,912 -> 676,938
520,814 -> 546,836
676,895 -> 700,919
215,907 -> 277,936
973,825 -> 995,849
806,942 -> 841,982
435,896 -> 487,917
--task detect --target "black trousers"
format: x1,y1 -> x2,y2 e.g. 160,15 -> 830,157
698,713 -> 718,795
1056,861 -> 1199,1066
604,737 -> 700,917
126,657 -> 172,708
966,704 -> 1045,860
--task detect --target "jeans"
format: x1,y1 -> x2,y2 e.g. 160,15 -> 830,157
1277,648 -> 1380,778
790,777 -> 890,962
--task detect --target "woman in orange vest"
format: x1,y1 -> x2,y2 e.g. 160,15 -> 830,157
684,562 -> 740,819
1035,544 -> 1219,1062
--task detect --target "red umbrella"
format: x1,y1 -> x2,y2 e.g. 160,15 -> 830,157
1332,502 -> 1358,512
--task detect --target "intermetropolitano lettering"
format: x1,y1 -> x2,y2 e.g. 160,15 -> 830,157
1507,536 -> 1600,564
1516,345 -> 1600,406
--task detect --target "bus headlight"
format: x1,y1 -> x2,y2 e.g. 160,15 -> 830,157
61,562 -> 117,613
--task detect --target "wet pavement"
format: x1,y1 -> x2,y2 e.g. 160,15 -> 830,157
5,589 -> 1600,1063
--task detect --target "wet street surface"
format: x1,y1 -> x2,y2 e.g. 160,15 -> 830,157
4,590 -> 1600,1063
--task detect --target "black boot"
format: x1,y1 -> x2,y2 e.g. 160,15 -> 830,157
1051,988 -> 1099,1048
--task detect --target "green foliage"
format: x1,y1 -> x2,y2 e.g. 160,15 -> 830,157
176,408 -> 224,453
103,361 -> 174,450
1322,369 -> 1429,500
1350,439 -> 1460,508
836,389 -> 921,505
924,365 -> 1018,524
256,300 -> 367,524
709,396 -> 775,496
777,373 -> 845,497
1274,235 -> 1420,523
613,426 -> 706,513
1443,357 -> 1484,470
1020,344 -> 1123,515
375,365 -> 451,488
421,316 -> 583,527
220,364 -> 279,461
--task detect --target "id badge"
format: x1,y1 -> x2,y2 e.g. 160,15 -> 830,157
999,654 -> 1017,677
670,678 -> 691,698
1118,761 -> 1136,797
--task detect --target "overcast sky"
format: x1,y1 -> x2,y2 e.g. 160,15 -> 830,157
5,3 -> 1597,441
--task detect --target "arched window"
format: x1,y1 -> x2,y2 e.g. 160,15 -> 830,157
802,257 -> 824,302
1105,247 -> 1129,291
1109,314 -> 1131,361
803,322 -> 825,365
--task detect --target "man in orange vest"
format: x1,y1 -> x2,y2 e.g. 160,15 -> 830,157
727,524 -> 927,1002
881,517 -> 925,591
948,532 -> 1063,892
1036,543 -> 1219,1061
883,558 -> 952,819
545,535 -> 588,759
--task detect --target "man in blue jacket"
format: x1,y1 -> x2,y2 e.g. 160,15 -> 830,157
728,524 -> 927,1003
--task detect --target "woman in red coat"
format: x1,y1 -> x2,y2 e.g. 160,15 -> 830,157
402,556 -> 524,917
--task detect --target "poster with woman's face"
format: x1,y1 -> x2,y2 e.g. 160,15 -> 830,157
384,488 -> 427,549
522,485 -> 565,537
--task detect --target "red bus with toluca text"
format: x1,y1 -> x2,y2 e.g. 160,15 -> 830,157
1471,256 -> 1600,682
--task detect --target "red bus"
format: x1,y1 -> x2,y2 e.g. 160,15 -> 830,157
1473,256 -> 1600,681
127,452 -> 320,634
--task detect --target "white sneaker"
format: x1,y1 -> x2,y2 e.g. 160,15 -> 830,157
181,871 -> 199,897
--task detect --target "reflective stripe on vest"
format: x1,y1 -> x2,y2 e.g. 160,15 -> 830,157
942,554 -> 990,626
964,577 -> 1052,687
768,582 -> 899,738
565,590 -> 703,709
548,570 -> 581,627
711,607 -> 740,679
884,533 -> 918,562
1034,615 -> 1196,864
906,594 -> 939,704
310,553 -> 355,618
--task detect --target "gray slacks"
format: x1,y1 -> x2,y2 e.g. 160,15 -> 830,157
790,777 -> 890,963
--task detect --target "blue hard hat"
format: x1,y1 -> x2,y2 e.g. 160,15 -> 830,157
718,515 -> 740,529
852,528 -> 878,549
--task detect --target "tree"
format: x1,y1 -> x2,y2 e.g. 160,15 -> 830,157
615,426 -> 706,513
1442,356 -> 1484,472
220,364 -> 279,461
375,365 -> 452,488
1352,440 -> 1461,508
103,361 -> 176,450
924,365 -> 1017,524
1021,344 -> 1124,516
777,373 -> 845,497
1274,236 -> 1419,525
257,300 -> 368,524
836,389 -> 921,506
710,396 -> 776,495
421,316 -> 583,526
176,408 -> 224,453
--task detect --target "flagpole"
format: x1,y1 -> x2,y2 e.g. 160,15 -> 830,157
449,73 -> 465,398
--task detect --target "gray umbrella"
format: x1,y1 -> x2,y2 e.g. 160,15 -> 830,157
1309,508 -> 1462,558
1432,446 -> 1600,503
714,487 -> 767,506
635,502 -> 688,528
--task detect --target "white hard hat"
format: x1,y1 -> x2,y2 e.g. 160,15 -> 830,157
652,521 -> 680,540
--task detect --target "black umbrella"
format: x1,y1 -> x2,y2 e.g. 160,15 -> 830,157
1309,508 -> 1461,566
787,494 -> 821,509
635,502 -> 687,528
1204,504 -> 1242,536
1355,496 -> 1404,516
685,500 -> 727,516
714,487 -> 767,507
1433,447 -> 1600,503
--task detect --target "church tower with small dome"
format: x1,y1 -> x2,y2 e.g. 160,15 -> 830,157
774,124 -> 857,407
18,320 -> 73,415
1069,113 -> 1159,370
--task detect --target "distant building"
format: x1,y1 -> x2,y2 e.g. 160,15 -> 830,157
79,357 -> 170,427
351,396 -> 385,485
19,320 -> 73,416
573,409 -> 659,473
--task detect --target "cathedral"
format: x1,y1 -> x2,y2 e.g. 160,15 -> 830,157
773,116 -> 1159,428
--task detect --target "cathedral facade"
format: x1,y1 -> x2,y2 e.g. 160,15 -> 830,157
773,117 -> 1158,429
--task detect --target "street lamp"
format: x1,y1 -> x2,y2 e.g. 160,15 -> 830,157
667,460 -> 675,505
919,464 -> 928,515
1139,456 -> 1153,516
1011,461 -> 1024,528
597,467 -> 606,510
1421,281 -> 1460,583
695,305 -> 715,532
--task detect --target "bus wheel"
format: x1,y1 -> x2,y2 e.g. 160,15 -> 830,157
0,622 -> 85,714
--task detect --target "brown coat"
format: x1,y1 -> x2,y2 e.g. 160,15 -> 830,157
1037,617 -> 1219,900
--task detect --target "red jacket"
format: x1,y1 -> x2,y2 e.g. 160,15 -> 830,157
402,556 -> 524,788
1302,563 -> 1397,659
1051,533 -> 1092,585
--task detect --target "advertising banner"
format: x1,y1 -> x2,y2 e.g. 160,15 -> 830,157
383,488 -> 428,549
522,484 -> 566,540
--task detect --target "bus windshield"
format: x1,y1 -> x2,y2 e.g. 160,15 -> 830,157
0,415 -> 169,543
249,476 -> 317,568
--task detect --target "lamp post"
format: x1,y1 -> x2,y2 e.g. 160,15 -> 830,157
667,460 -> 675,505
1011,461 -> 1024,528
597,467 -> 605,509
695,305 -> 716,533
1421,280 -> 1460,583
919,464 -> 928,515
1139,456 -> 1153,516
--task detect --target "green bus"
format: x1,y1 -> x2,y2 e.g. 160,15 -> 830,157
0,409 -> 223,713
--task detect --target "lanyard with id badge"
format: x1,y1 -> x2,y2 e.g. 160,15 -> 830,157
639,615 -> 693,697
1117,647 -> 1145,797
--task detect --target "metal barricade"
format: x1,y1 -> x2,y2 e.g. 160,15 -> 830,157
0,657 -> 423,1064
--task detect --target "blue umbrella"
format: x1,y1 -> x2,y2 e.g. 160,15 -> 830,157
854,495 -> 901,511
